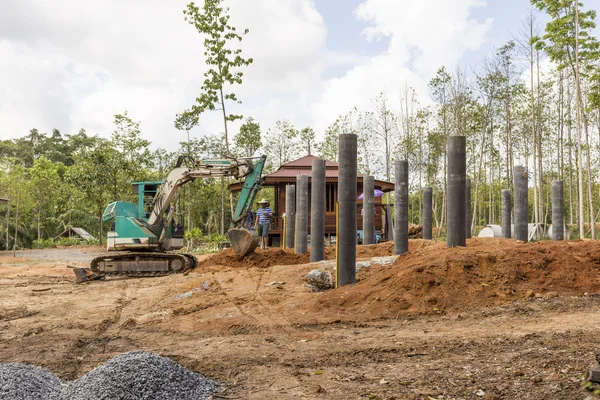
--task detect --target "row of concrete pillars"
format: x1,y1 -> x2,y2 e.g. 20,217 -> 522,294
284,159 -> 327,262
501,168 -> 565,241
282,134 -> 567,288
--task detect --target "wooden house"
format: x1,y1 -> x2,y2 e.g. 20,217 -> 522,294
231,155 -> 394,244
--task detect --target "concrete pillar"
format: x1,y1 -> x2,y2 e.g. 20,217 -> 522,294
285,185 -> 296,248
465,178 -> 472,239
447,136 -> 466,248
310,158 -> 326,261
423,186 -> 433,240
295,174 -> 308,254
337,134 -> 357,286
394,160 -> 409,255
552,180 -> 564,241
362,176 -> 375,245
513,165 -> 528,242
502,189 -> 511,238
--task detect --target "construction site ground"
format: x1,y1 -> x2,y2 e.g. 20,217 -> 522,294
1,238 -> 600,399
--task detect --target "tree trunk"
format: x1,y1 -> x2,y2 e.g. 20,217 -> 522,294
575,3 -> 585,238
438,151 -> 447,238
5,194 -> 10,251
220,178 -> 225,235
13,180 -> 21,257
536,49 -> 544,224
584,115 -> 595,238
37,209 -> 41,247
568,88 -> 574,226
99,211 -> 103,247
530,27 -> 538,226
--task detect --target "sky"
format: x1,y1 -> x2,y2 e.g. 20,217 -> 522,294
0,0 -> 597,152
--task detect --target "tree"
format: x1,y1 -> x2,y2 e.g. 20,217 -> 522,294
262,120 -> 299,172
28,156 -> 60,246
532,0 -> 599,237
299,127 -> 316,156
183,0 -> 253,155
235,117 -> 262,156
174,110 -> 199,156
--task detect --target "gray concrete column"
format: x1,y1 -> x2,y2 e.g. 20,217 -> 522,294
362,176 -> 375,245
295,174 -> 308,254
465,178 -> 472,239
285,185 -> 296,248
337,134 -> 357,286
513,166 -> 528,242
394,160 -> 409,255
447,136 -> 466,247
502,189 -> 511,238
552,180 -> 564,241
423,186 -> 433,240
310,158 -> 326,261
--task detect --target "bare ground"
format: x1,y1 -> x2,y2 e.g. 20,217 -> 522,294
1,239 -> 599,399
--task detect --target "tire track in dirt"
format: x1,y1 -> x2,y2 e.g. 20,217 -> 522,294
61,282 -> 133,378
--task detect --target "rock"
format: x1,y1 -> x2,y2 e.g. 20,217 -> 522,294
544,292 -> 558,299
303,270 -> 333,291
525,289 -> 534,298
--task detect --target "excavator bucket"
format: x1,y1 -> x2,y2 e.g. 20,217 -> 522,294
228,228 -> 260,257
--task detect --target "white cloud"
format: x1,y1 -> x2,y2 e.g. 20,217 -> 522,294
0,0 -> 492,154
310,0 -> 493,136
0,0 -> 328,151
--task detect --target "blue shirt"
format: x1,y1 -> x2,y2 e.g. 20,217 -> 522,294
257,207 -> 272,224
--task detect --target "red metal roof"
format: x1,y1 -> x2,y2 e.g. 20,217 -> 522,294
279,155 -> 338,169
265,168 -> 351,179
231,155 -> 394,191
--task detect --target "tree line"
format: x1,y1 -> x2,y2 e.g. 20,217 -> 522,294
2,0 -> 600,250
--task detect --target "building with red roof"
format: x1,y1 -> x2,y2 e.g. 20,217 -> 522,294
231,155 -> 394,243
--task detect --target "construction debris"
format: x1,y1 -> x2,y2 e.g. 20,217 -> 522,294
303,269 -> 333,291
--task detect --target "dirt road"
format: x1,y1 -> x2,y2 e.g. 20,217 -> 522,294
1,240 -> 599,399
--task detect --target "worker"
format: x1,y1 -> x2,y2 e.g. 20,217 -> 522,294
255,198 -> 272,250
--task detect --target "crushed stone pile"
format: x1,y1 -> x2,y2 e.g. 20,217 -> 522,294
0,363 -> 63,400
0,352 -> 215,400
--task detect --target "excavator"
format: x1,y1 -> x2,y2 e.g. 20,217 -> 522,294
73,155 -> 267,283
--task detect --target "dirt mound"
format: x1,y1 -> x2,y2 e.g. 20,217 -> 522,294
408,224 -> 423,238
313,238 -> 600,317
197,247 -> 334,269
199,241 -> 402,269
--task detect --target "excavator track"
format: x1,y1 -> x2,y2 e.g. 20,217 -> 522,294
74,252 -> 197,283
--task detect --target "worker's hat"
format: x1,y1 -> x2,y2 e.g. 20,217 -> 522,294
258,198 -> 269,204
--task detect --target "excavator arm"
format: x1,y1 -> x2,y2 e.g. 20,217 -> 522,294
146,155 -> 267,256
227,155 -> 267,256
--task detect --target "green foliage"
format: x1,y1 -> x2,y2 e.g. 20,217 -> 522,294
262,120 -> 300,172
184,228 -> 226,252
183,0 -> 253,153
174,110 -> 199,156
235,117 -> 262,157
299,127 -> 316,155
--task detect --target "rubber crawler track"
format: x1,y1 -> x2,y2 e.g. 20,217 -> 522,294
89,252 -> 198,278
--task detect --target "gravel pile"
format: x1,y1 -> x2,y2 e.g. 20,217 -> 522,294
1,351 -> 215,400
0,363 -> 63,400
59,351 -> 215,400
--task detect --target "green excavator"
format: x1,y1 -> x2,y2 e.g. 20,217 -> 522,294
74,155 -> 267,283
